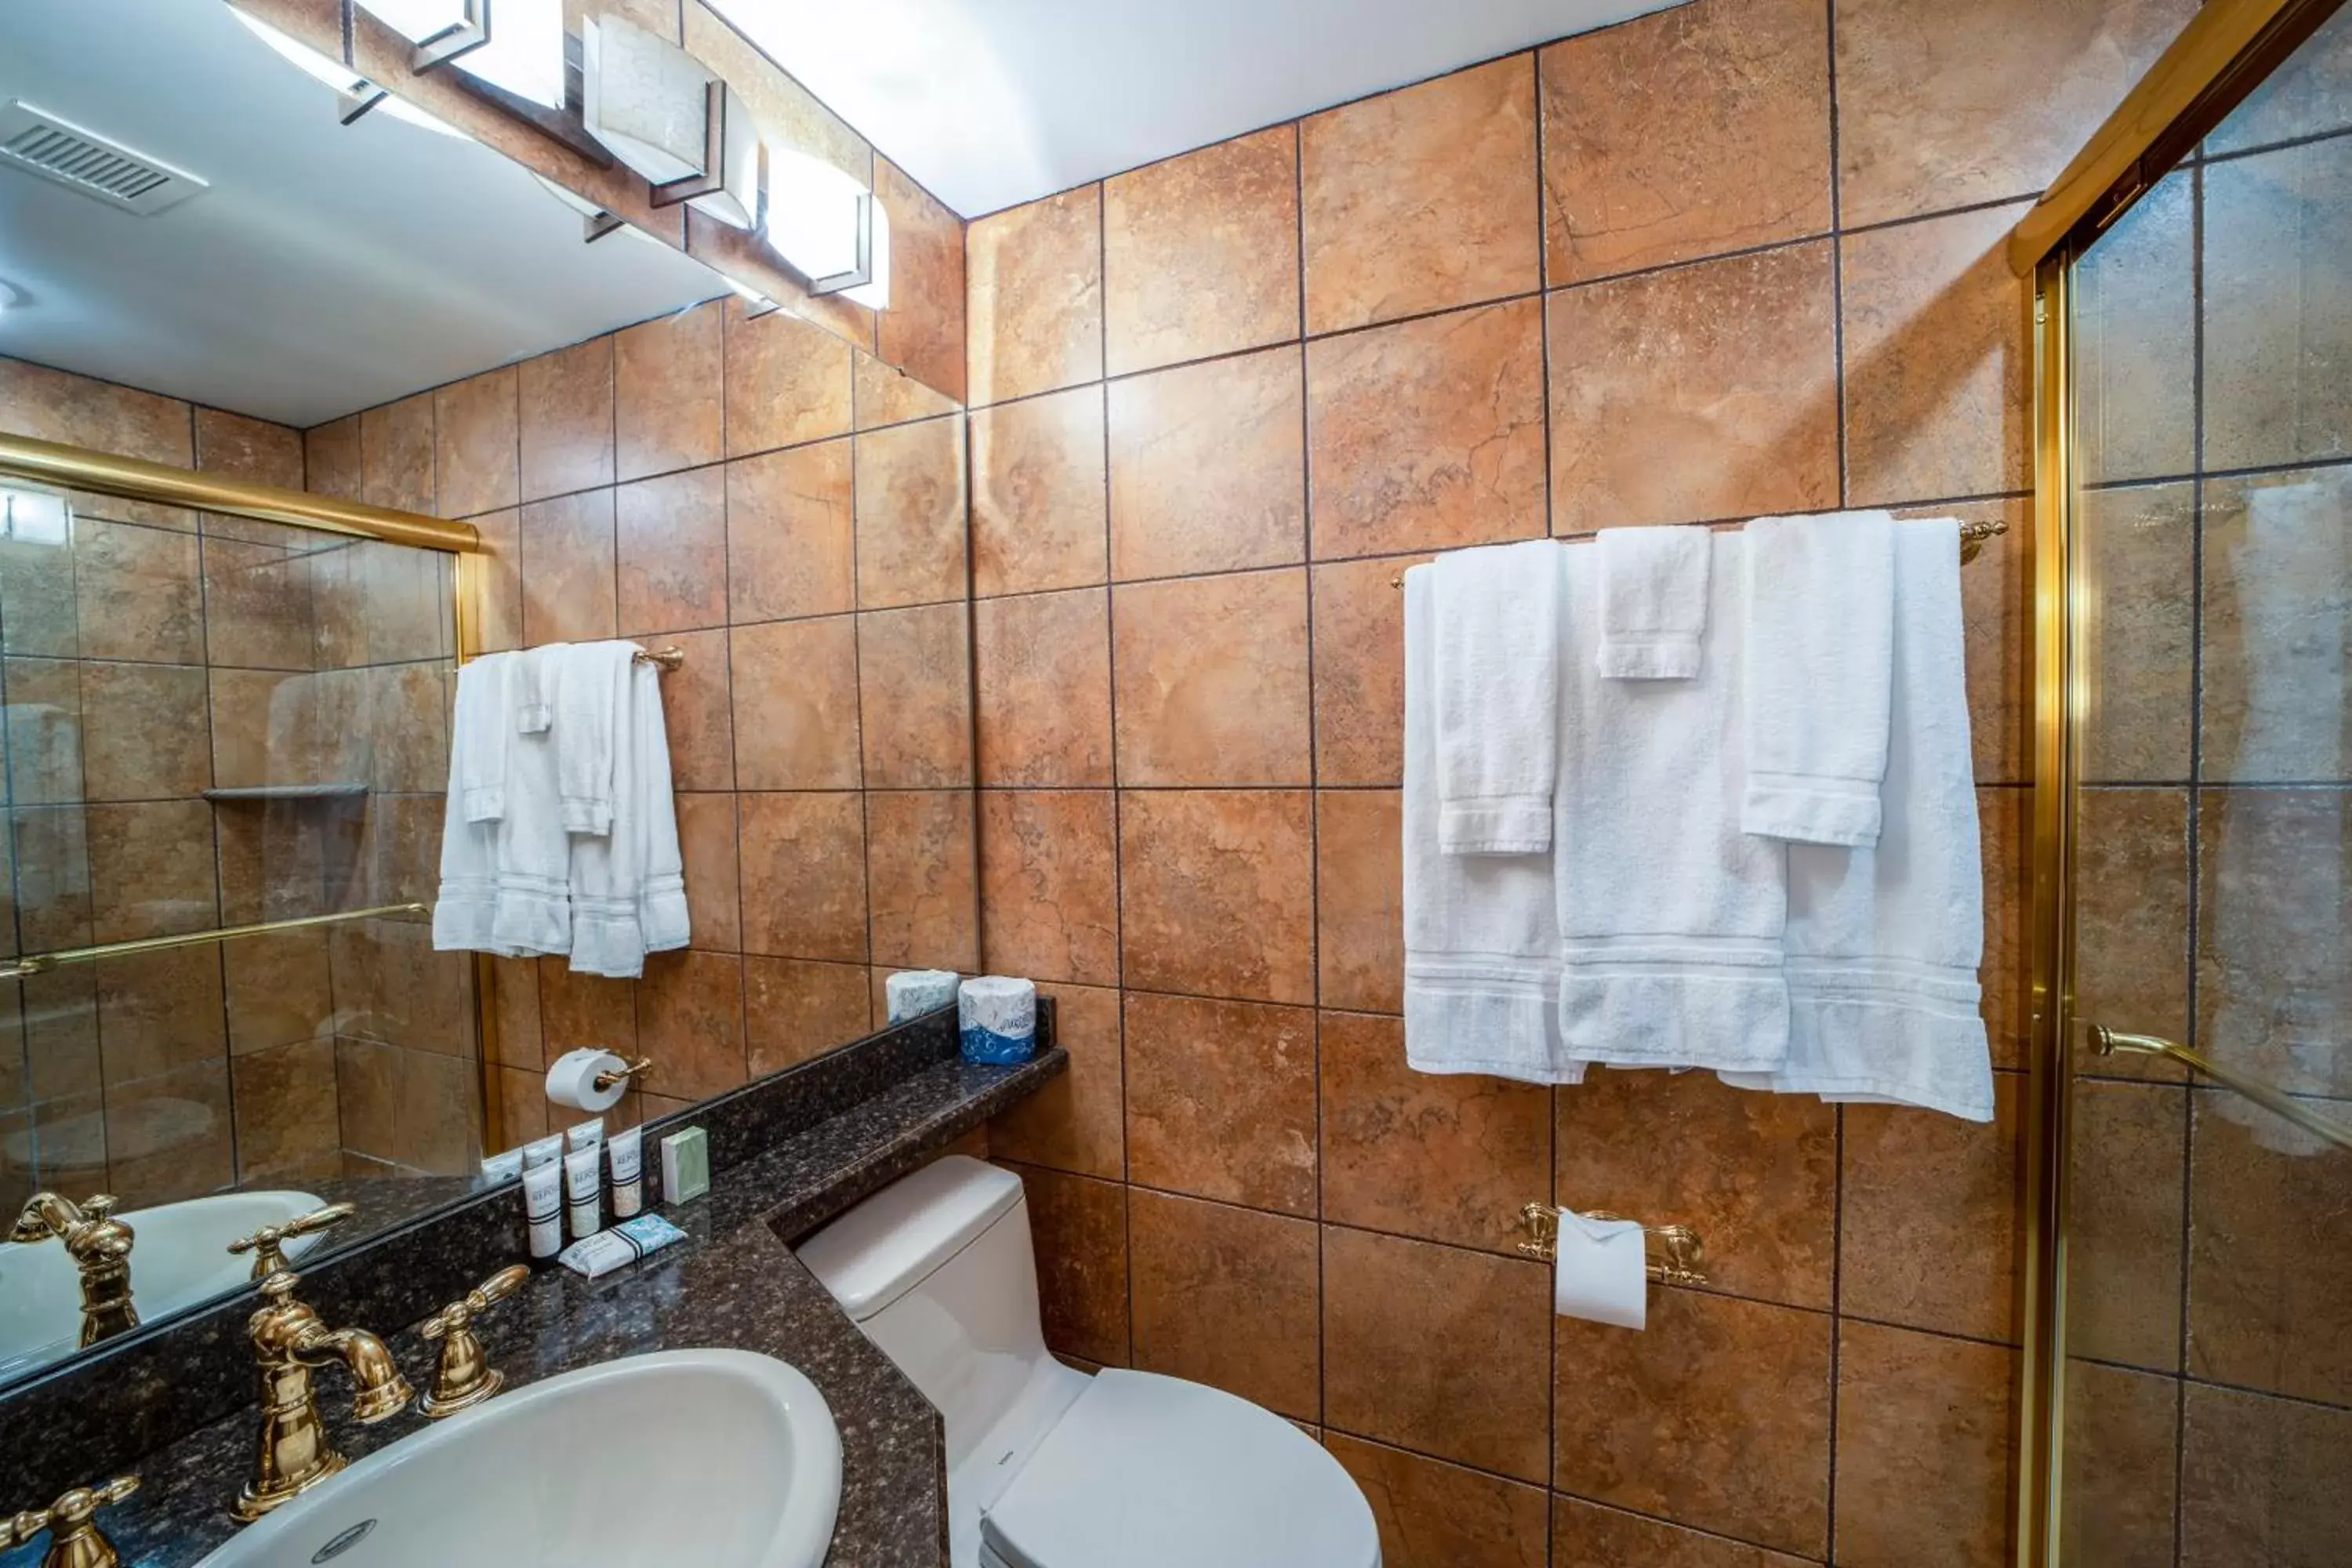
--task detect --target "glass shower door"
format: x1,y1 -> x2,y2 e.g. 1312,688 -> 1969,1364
2059,12 -> 2351,1564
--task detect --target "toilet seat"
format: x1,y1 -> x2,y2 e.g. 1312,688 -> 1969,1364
978,1369 -> 1381,1568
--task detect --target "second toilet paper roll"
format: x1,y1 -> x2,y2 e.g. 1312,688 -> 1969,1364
1553,1210 -> 1648,1330
546,1047 -> 630,1114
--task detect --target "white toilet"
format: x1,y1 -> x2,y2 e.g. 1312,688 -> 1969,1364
800,1156 -> 1381,1568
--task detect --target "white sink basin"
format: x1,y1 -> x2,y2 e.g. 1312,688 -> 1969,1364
194,1349 -> 842,1568
0,1189 -> 325,1379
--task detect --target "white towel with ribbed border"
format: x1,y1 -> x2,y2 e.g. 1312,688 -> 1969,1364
1556,532 -> 1791,1073
1433,539 -> 1561,855
1403,564 -> 1580,1083
1597,524 -> 1711,679
452,649 -> 514,823
549,641 -> 639,837
1720,518 -> 1992,1121
434,655 -> 571,959
1741,510 -> 1896,846
565,659 -> 689,977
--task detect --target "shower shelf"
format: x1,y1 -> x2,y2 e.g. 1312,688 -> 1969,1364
202,783 -> 370,802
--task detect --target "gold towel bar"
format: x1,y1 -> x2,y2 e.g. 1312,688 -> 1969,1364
1517,1202 -> 1708,1287
0,903 -> 430,983
2091,1025 -> 2352,1153
633,645 -> 685,670
1389,517 -> 2006,587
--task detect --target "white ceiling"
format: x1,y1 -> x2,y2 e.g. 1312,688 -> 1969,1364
0,0 -> 725,427
709,0 -> 1689,218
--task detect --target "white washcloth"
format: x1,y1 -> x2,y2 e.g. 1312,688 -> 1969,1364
1433,539 -> 1562,854
452,652 -> 515,823
1742,510 -> 1896,846
1403,566 -> 1579,1083
514,641 -> 566,734
1597,525 -> 1711,679
1721,518 -> 1993,1121
1557,532 -> 1789,1073
565,659 -> 689,977
550,641 -> 640,837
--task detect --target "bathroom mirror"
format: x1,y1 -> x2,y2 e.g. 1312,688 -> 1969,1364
0,0 -> 976,1388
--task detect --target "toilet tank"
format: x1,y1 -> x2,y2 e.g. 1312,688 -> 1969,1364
798,1156 -> 1057,1466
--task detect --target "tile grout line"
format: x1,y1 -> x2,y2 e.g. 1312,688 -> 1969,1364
1534,42 -> 1563,1549
1820,5 -> 1848,1552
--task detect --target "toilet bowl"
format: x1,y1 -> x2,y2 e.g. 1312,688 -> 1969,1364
800,1156 -> 1380,1568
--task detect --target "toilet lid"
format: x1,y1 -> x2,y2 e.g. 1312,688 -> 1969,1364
979,1370 -> 1380,1568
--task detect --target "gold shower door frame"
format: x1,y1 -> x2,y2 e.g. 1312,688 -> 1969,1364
2010,2 -> 2347,1563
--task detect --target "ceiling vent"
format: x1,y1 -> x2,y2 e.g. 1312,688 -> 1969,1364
0,101 -> 208,216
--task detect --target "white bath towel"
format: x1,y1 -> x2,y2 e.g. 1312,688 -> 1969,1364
1403,566 -> 1579,1083
1742,510 -> 1896,846
565,659 -> 689,977
1556,532 -> 1790,1073
548,641 -> 639,837
1433,539 -> 1563,855
452,650 -> 515,823
1720,518 -> 1993,1121
434,658 -> 572,960
1597,525 -> 1711,678
513,641 -> 565,734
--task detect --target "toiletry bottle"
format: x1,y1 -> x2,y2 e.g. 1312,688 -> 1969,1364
523,1160 -> 564,1261
608,1125 -> 644,1218
563,1145 -> 602,1240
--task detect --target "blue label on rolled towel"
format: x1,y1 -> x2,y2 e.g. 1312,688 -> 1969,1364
959,976 -> 1036,1064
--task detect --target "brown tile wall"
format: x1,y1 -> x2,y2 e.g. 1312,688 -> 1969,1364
970,2 -> 2195,1562
336,300 -> 982,1149
2062,9 -> 2352,1562
0,355 -> 470,1203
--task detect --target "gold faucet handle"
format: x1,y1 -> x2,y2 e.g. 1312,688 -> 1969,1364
1,1475 -> 140,1567
419,1264 -> 529,1418
227,1203 -> 357,1279
9,1192 -> 114,1243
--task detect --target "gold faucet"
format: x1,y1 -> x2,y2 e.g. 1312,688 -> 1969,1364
418,1265 -> 530,1417
225,1201 -> 354,1280
0,1475 -> 140,1568
233,1268 -> 415,1520
10,1193 -> 138,1347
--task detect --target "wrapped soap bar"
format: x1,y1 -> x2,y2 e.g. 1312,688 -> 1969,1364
958,976 -> 1036,1064
555,1214 -> 688,1279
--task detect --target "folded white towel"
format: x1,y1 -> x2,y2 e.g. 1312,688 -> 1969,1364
565,659 -> 689,977
1720,518 -> 1993,1121
435,659 -> 571,960
1403,566 -> 1579,1084
1433,539 -> 1562,855
550,641 -> 639,837
452,652 -> 515,823
1597,525 -> 1711,679
514,641 -> 566,735
1557,532 -> 1789,1073
1742,510 -> 1896,846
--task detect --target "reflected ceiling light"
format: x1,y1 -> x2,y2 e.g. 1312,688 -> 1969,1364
762,147 -> 887,308
362,0 -> 565,110
583,13 -> 758,230
529,171 -> 625,242
0,485 -> 71,546
228,8 -> 465,138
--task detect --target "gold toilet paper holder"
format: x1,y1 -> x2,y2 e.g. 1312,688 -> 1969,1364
1518,1202 -> 1707,1287
592,1056 -> 655,1093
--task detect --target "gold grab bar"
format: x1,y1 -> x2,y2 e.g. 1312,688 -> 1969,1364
0,903 -> 431,982
2091,1025 -> 2352,1154
1388,517 -> 2007,586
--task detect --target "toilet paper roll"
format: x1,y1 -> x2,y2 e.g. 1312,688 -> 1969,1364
546,1047 -> 630,1114
1552,1210 -> 1648,1330
957,976 -> 1036,1065
886,968 -> 961,1024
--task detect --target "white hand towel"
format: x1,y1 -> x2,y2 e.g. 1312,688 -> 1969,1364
1597,525 -> 1711,679
1557,532 -> 1790,1073
1433,539 -> 1563,855
1403,566 -> 1579,1084
1742,510 -> 1896,846
1720,518 -> 1993,1121
452,651 -> 516,823
550,641 -> 640,837
566,659 -> 689,977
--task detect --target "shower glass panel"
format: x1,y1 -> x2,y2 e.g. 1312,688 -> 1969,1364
0,510 -> 480,1218
2059,9 -> 2351,1563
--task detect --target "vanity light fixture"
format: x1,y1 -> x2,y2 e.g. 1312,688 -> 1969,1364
582,13 -> 760,230
529,171 -> 626,242
762,146 -> 889,307
362,0 -> 567,111
227,7 -> 466,137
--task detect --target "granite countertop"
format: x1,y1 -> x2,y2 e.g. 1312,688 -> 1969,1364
7,1050 -> 1064,1568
